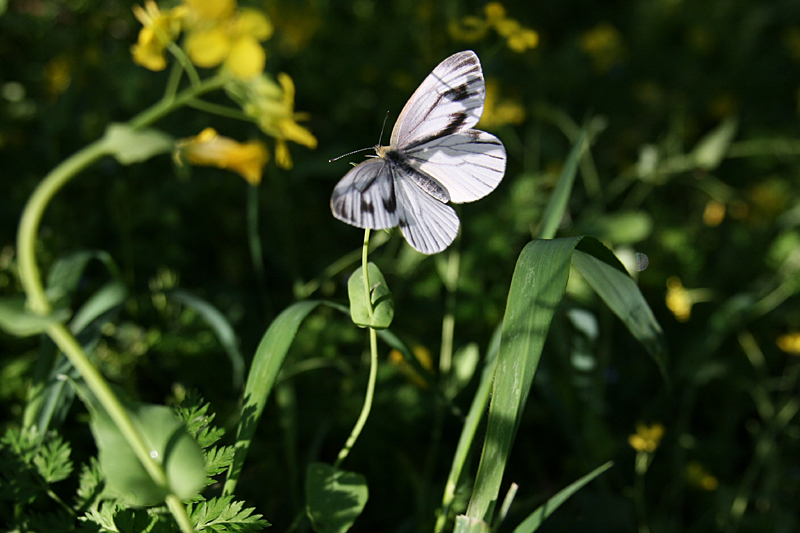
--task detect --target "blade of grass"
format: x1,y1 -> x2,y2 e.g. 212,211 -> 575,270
224,300 -> 321,496
511,461 -> 613,533
572,237 -> 668,381
466,237 -> 581,520
537,131 -> 586,240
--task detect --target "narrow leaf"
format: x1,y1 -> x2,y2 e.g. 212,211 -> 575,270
224,300 -> 321,495
167,289 -> 245,389
537,132 -> 586,240
454,515 -> 491,533
467,238 -> 580,520
0,296 -> 69,337
692,116 -> 738,170
511,462 -> 613,533
572,237 -> 668,379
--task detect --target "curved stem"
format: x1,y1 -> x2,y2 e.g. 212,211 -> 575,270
334,326 -> 378,468
334,229 -> 377,467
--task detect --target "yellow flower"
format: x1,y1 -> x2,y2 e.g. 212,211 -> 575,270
448,16 -> 488,43
507,28 -> 539,53
703,200 -> 726,227
777,332 -> 800,354
183,1 -> 273,79
580,23 -> 625,73
628,422 -> 664,453
665,276 -> 692,322
484,2 -> 507,24
131,0 -> 184,71
389,346 -> 434,389
685,461 -> 719,491
478,79 -> 526,129
226,73 -> 317,169
178,127 -> 269,185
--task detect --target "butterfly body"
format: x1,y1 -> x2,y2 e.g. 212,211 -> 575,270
331,51 -> 506,254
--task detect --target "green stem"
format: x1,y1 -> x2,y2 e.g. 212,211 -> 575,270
46,323 -> 169,489
15,75 -> 227,533
166,494 -> 197,533
334,229 -> 377,467
334,326 -> 378,468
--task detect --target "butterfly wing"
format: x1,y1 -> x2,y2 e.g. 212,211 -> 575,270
405,130 -> 506,204
390,50 -> 485,150
330,158 -> 399,230
394,171 -> 460,255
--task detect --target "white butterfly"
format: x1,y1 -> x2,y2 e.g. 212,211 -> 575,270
330,50 -> 507,255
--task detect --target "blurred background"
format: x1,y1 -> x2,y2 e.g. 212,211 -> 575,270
2,0 -> 800,531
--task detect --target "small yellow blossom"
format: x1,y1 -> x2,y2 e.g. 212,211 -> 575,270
450,2 -> 537,53
777,332 -> 800,354
666,276 -> 692,322
227,73 -> 317,169
131,0 -> 185,71
447,16 -> 488,43
685,461 -> 719,491
581,23 -> 625,73
628,422 -> 664,453
703,200 -> 726,227
45,55 -> 72,96
178,127 -> 269,185
183,1 -> 273,79
478,79 -> 526,129
389,346 -> 434,388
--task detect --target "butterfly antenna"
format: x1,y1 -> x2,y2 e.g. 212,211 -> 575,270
328,146 -> 374,163
378,110 -> 390,145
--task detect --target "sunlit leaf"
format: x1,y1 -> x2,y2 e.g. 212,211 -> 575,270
306,462 -> 368,533
103,123 -> 174,165
347,263 -> 394,329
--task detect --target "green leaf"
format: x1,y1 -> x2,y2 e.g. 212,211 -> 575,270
692,115 -> 738,170
167,290 -> 245,389
224,300 -> 321,495
511,462 -> 613,533
187,495 -> 270,532
466,237 -> 663,522
347,263 -> 394,329
306,463 -> 368,533
45,250 -> 120,306
32,433 -> 73,483
77,389 -> 206,506
453,515 -> 491,533
537,131 -> 586,240
572,238 -> 668,379
69,280 -> 127,334
467,238 -> 576,520
103,123 -> 174,165
0,296 -> 70,337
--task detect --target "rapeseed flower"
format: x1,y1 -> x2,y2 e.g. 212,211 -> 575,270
177,127 -> 269,185
628,422 -> 664,453
131,0 -> 185,71
449,2 -> 538,53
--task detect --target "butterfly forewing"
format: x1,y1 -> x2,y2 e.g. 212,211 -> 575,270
330,159 -> 399,230
390,51 -> 485,150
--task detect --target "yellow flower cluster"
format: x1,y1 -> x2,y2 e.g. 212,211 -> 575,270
685,461 -> 719,491
132,0 -> 273,80
449,2 -> 539,53
777,332 -> 800,354
388,346 -> 433,389
628,422 -> 664,453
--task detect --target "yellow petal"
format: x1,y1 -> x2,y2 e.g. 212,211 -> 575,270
181,128 -> 269,185
183,0 -> 235,22
237,8 -> 273,41
225,36 -> 265,79
131,27 -> 168,71
186,28 -> 231,67
484,2 -> 507,24
274,139 -> 292,169
276,119 -> 317,149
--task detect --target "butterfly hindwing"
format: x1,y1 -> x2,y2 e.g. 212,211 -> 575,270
395,171 -> 460,255
406,129 -> 506,204
330,158 -> 399,230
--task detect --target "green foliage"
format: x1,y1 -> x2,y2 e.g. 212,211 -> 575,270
187,496 -> 269,532
347,262 -> 394,329
305,463 -> 368,533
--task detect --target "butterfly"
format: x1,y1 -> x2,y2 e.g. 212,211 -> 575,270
330,50 -> 507,254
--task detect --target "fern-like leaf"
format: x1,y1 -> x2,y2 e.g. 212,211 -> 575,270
187,496 -> 270,532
